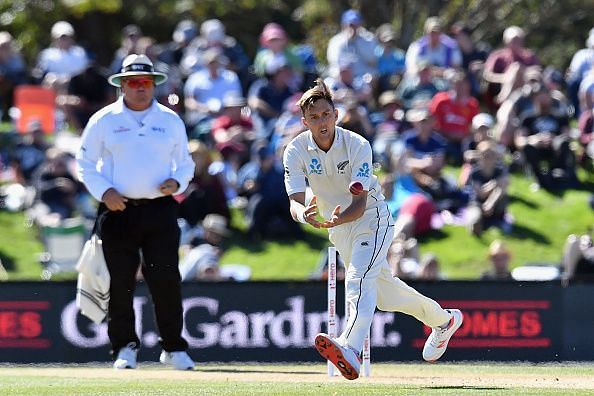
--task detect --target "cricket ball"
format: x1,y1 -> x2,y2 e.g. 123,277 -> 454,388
349,181 -> 364,195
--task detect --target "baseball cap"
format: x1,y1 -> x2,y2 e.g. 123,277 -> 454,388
503,26 -> 525,44
341,9 -> 362,26
222,95 -> 246,108
51,21 -> 75,39
202,214 -> 231,237
0,31 -> 13,47
173,20 -> 198,43
122,24 -> 141,38
472,113 -> 494,130
265,54 -> 289,74
378,91 -> 400,107
201,19 -> 225,43
406,108 -> 431,123
424,17 -> 442,33
260,23 -> 287,46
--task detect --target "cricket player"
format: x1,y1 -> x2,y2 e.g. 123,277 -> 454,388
283,79 -> 463,380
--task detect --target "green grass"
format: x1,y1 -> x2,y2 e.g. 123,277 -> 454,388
2,171 -> 594,281
1,363 -> 593,395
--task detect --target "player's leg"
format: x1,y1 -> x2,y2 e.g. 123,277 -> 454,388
376,266 -> 463,361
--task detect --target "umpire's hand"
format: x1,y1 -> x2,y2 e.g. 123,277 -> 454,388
102,188 -> 128,211
159,178 -> 180,196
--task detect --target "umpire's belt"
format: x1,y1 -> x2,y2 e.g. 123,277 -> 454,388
126,197 -> 155,206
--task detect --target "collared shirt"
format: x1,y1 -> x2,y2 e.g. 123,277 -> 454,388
283,126 -> 384,220
76,97 -> 195,201
37,45 -> 89,79
183,67 -> 241,110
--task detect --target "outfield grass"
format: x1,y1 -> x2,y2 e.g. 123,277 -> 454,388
1,171 -> 593,281
1,363 -> 593,395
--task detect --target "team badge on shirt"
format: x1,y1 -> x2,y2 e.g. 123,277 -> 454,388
309,158 -> 322,175
337,160 -> 349,174
357,162 -> 370,178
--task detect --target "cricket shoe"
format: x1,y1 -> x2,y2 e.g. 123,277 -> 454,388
423,309 -> 464,362
314,333 -> 361,380
113,346 -> 137,369
159,351 -> 195,370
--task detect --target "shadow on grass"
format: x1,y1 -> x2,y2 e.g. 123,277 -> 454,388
508,194 -> 539,209
422,386 -> 507,391
506,223 -> 549,244
198,367 -> 319,375
0,250 -> 15,271
418,228 -> 450,243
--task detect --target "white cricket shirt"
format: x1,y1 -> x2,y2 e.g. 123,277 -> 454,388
76,97 -> 195,201
283,126 -> 385,219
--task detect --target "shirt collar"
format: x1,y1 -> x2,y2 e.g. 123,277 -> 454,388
307,126 -> 342,151
113,96 -> 157,115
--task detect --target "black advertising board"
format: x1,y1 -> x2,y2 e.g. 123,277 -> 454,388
0,281 -> 577,363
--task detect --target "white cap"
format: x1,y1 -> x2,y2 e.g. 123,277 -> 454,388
201,19 -> 225,43
51,21 -> 75,39
265,54 -> 289,74
586,28 -> 594,49
503,26 -> 525,44
472,113 -> 494,130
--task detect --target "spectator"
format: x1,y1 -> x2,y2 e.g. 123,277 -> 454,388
158,20 -> 198,73
465,141 -> 510,236
237,142 -> 302,240
396,60 -> 443,110
272,92 -> 306,151
109,24 -> 142,74
387,233 -> 420,279
181,19 -> 250,90
183,48 -> 242,128
416,253 -> 445,280
450,22 -> 490,97
459,112 -> 498,185
9,119 -> 48,185
374,23 -> 406,92
335,90 -> 374,141
326,9 -> 377,80
483,26 -> 539,110
60,56 -> 114,132
371,91 -> 406,169
405,16 -> 462,77
253,23 -> 304,86
403,108 -> 466,212
248,55 -> 295,137
0,31 -> 27,121
211,95 -> 255,147
514,83 -> 578,190
481,240 -> 513,280
430,70 -> 480,163
179,214 -> 231,282
33,21 -> 89,87
561,232 -> 594,284
566,28 -> 594,117
325,57 -> 373,106
178,140 -> 230,227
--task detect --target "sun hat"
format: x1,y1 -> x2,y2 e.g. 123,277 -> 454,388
108,54 -> 167,87
51,21 -> 75,39
202,214 -> 231,237
471,113 -> 494,130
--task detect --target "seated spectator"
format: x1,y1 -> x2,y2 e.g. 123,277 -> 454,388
374,24 -> 406,93
371,91 -> 406,169
561,232 -> 594,283
158,19 -> 198,75
577,103 -> 594,168
459,112 -> 499,185
481,240 -> 513,280
335,90 -> 374,141
109,24 -> 142,74
30,148 -> 81,225
211,95 -> 255,147
514,83 -> 578,190
396,60 -> 443,110
416,253 -> 445,280
465,141 -> 510,236
178,140 -> 230,227
405,16 -> 462,78
403,108 -> 466,212
33,21 -> 89,89
450,22 -> 490,98
179,214 -> 231,282
209,140 -> 247,205
248,55 -> 295,138
0,31 -> 27,121
326,9 -> 377,80
567,28 -> 594,117
184,48 -> 242,129
483,26 -> 540,111
387,233 -> 419,279
430,70 -> 479,163
272,92 -> 306,151
9,119 -> 48,185
237,143 -> 302,240
253,23 -> 304,88
324,57 -> 372,106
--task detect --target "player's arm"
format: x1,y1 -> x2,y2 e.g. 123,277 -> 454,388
319,192 -> 367,229
289,193 -> 322,228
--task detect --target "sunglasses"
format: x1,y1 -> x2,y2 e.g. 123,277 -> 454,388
123,78 -> 154,89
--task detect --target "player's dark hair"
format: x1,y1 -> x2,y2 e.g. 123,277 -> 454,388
298,78 -> 335,115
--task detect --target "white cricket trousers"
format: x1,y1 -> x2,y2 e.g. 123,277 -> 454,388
328,207 -> 451,354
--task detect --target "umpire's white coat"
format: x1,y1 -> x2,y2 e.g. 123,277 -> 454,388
284,126 -> 450,353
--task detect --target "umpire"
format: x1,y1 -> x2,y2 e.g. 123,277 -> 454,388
76,54 -> 196,370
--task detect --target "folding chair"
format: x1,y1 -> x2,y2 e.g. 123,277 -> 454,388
39,217 -> 86,279
13,85 -> 56,134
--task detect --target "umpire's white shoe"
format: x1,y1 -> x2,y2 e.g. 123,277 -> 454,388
314,333 -> 361,380
423,309 -> 463,362
159,351 -> 195,370
113,346 -> 137,369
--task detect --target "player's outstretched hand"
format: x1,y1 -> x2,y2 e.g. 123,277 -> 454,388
320,205 -> 342,228
303,196 -> 322,228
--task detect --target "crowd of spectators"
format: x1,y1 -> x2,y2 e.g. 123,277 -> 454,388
0,11 -> 593,282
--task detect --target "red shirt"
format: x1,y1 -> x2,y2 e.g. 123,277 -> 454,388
484,47 -> 539,74
430,91 -> 479,140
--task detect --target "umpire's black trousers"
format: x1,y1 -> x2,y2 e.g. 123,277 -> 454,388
97,195 -> 188,356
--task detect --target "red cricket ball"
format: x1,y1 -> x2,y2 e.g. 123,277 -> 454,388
349,181 -> 364,195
